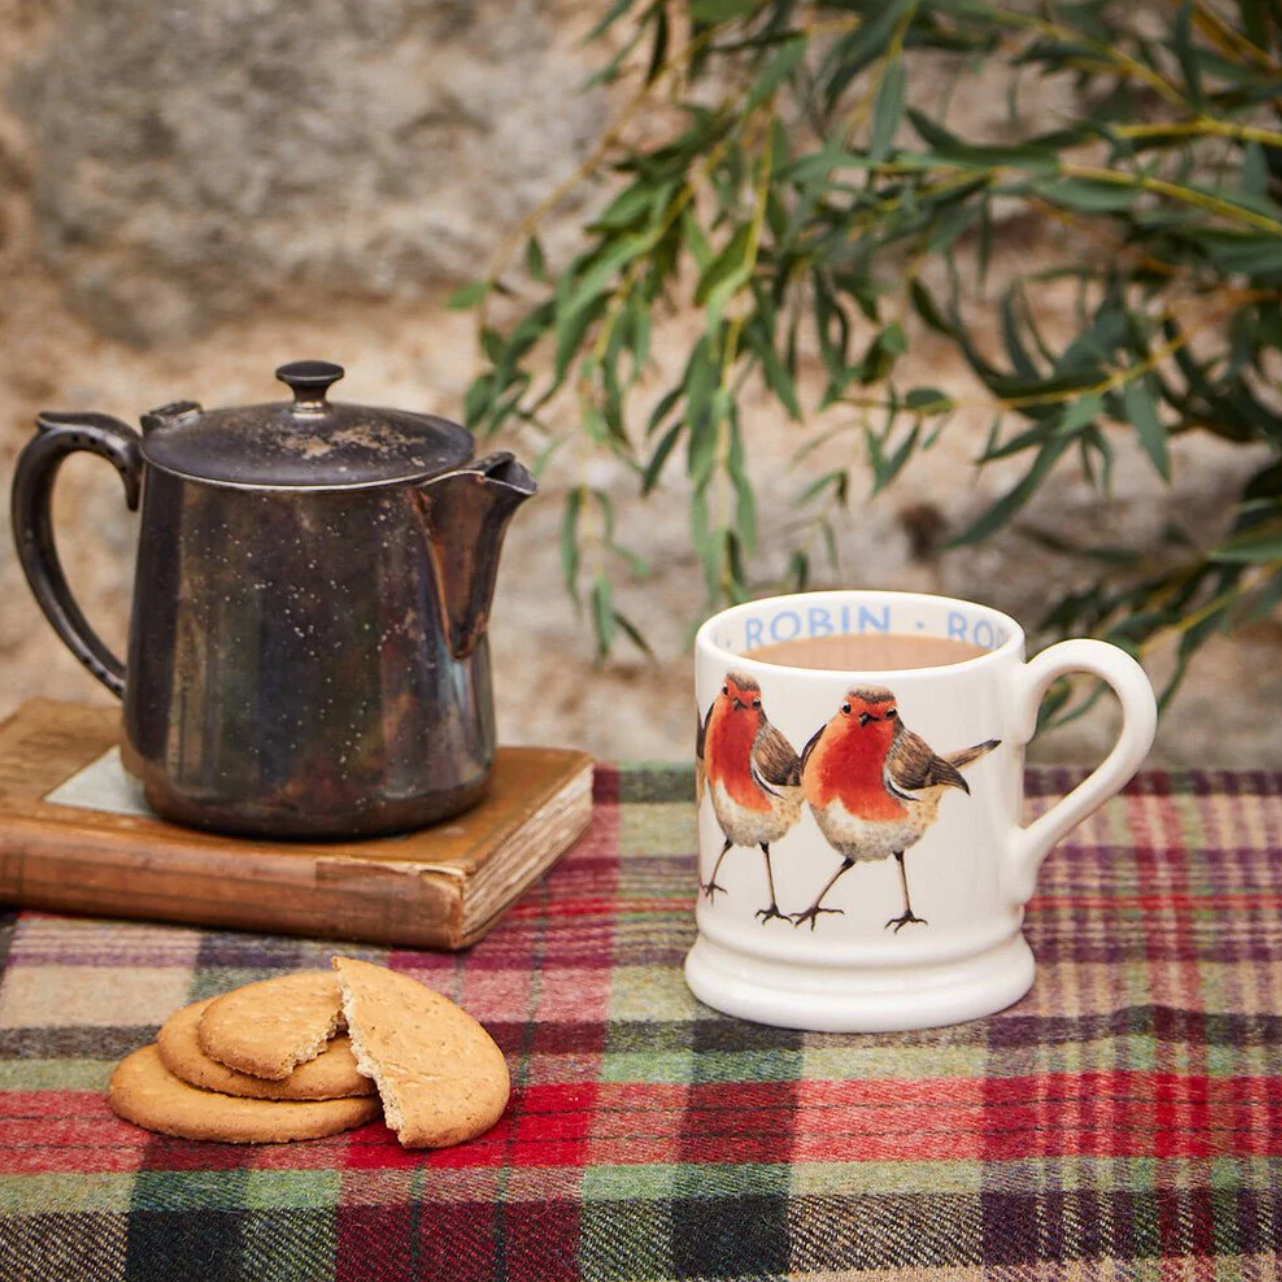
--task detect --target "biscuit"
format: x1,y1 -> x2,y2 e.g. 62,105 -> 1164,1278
332,955 -> 509,1149
109,1045 -> 380,1144
198,971 -> 343,1080
159,999 -> 375,1101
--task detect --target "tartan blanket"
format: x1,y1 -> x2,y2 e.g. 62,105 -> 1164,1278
0,765 -> 1280,1281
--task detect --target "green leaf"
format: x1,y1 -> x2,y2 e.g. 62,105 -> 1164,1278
909,278 -> 956,336
1054,391 -> 1104,439
905,387 -> 954,413
1237,0 -> 1270,48
645,5 -> 669,84
866,422 -> 919,496
1172,177 -> 1282,223
612,544 -> 652,579
881,321 -> 907,355
921,411 -> 953,450
977,195 -> 993,291
642,420 -> 682,494
1241,141 -> 1268,203
524,236 -> 547,282
553,294 -> 608,387
1172,1 -> 1203,109
613,610 -> 656,659
795,470 -> 848,507
646,387 -> 682,437
447,280 -> 490,310
689,388 -> 730,487
1243,566 -> 1282,623
1018,526 -> 1140,566
745,35 -> 806,112
682,208 -> 713,274
748,324 -> 802,419
824,0 -> 912,110
869,56 -> 905,165
592,487 -> 617,544
560,233 -> 653,321
591,574 -> 617,657
1121,377 -> 1170,481
950,437 -> 1071,546
592,180 -> 670,232
682,337 -> 716,477
1199,232 -> 1282,275
629,297 -> 652,377
907,108 -> 1058,169
700,525 -> 723,604
1033,177 -> 1138,212
694,224 -> 753,313
927,200 -> 983,255
462,374 -> 495,429
1211,521 -> 1282,563
690,0 -> 757,21
1000,289 -> 1039,380
981,421 -> 1052,463
587,0 -> 639,39
727,417 -> 757,553
561,489 -> 583,602
1080,424 -> 1114,492
787,549 -> 810,591
780,145 -> 871,186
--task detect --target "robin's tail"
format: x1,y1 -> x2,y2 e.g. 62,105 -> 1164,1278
945,738 -> 1001,772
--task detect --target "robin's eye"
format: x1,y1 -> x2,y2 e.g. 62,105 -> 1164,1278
841,702 -> 851,715
886,708 -> 898,720
721,685 -> 728,696
752,698 -> 761,708
859,712 -> 874,726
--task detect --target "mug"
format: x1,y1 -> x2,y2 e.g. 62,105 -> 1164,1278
686,590 -> 1157,1032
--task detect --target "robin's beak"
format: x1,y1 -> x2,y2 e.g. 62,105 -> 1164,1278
731,697 -> 746,710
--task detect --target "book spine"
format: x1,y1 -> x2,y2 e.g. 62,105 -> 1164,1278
0,822 -> 465,949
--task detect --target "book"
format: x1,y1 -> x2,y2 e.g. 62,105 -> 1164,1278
0,700 -> 594,949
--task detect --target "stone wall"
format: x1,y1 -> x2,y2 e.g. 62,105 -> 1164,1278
1,1 -> 1276,768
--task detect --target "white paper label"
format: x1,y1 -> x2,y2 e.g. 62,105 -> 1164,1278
44,747 -> 155,818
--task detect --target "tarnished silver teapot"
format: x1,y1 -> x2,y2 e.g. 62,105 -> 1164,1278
10,361 -> 535,838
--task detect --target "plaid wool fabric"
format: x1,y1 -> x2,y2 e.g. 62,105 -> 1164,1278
0,765 -> 1280,1281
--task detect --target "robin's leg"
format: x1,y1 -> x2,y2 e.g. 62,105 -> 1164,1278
885,851 -> 928,932
701,837 -> 733,899
754,844 -> 788,923
791,857 -> 855,930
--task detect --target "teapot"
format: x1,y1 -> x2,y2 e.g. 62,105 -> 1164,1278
10,361 -> 535,838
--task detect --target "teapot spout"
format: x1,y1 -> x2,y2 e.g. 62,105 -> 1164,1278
418,452 -> 536,660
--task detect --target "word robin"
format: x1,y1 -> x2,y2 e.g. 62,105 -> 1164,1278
797,686 -> 999,931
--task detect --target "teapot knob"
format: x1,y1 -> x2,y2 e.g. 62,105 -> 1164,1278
276,360 -> 344,410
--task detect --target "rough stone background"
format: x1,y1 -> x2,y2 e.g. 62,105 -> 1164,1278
1,0 -> 1277,769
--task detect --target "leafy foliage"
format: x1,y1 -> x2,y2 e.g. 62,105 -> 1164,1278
459,0 -> 1282,701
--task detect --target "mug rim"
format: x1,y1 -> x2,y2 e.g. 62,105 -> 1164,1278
695,589 -> 1026,680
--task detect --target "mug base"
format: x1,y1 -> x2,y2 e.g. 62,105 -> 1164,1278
684,931 -> 1036,1032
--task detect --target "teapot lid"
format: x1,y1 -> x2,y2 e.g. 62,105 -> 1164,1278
139,361 -> 474,489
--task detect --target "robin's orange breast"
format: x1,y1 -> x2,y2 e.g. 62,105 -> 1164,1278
805,729 -> 907,821
704,708 -> 772,812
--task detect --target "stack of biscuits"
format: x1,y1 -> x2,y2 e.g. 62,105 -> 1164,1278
108,956 -> 510,1149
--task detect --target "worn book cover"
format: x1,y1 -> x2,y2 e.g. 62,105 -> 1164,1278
0,700 -> 594,949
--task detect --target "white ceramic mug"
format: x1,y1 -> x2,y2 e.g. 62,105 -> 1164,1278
686,590 -> 1157,1032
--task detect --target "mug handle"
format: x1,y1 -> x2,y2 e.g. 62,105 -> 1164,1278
1005,639 -> 1157,905
10,412 -> 143,698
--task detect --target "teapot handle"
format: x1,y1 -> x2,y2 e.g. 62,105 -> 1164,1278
10,412 -> 143,698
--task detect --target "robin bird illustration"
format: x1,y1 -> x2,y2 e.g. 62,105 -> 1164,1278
696,672 -> 803,923
795,686 -> 999,932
